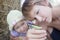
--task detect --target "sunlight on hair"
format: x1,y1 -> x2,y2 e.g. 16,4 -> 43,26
49,0 -> 60,6
21,0 -> 25,7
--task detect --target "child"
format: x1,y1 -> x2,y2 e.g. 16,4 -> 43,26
7,10 -> 28,40
22,0 -> 53,40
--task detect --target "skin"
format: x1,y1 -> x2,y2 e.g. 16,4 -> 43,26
14,19 -> 28,33
26,5 -> 52,40
49,6 -> 60,30
11,19 -> 28,40
27,28 -> 47,40
27,5 -> 52,26
22,0 -> 53,40
12,17 -> 47,40
22,0 -> 60,40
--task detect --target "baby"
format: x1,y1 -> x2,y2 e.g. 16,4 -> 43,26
7,10 -> 28,40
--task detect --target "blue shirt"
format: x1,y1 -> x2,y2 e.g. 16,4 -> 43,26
51,28 -> 60,40
11,30 -> 26,37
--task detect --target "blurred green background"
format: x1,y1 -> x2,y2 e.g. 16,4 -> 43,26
0,0 -> 21,40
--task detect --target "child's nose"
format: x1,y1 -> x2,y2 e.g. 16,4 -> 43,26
35,15 -> 43,22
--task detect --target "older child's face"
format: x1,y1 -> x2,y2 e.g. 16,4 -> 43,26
29,5 -> 52,26
14,20 -> 28,33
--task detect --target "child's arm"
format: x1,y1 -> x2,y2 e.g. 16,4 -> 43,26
52,6 -> 60,18
51,6 -> 60,30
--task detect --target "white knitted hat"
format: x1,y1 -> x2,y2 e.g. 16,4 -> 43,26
7,10 -> 24,31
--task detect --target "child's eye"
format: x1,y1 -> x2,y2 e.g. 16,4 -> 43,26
36,10 -> 39,14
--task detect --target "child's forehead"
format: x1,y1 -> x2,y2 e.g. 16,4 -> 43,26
33,5 -> 50,10
32,5 -> 51,12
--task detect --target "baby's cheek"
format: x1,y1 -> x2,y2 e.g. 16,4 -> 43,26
19,26 -> 28,32
19,27 -> 26,32
15,27 -> 24,33
23,25 -> 29,31
14,29 -> 19,33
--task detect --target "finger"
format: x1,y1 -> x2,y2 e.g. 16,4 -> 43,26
30,29 -> 47,34
40,37 -> 47,40
27,33 -> 47,39
28,37 -> 47,40
27,29 -> 47,35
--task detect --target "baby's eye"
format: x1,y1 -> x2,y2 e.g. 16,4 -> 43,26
20,22 -> 25,26
17,23 -> 25,29
15,26 -> 20,29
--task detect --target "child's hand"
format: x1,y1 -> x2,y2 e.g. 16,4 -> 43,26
27,27 -> 47,40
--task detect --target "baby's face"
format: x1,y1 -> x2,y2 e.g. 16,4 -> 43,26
28,5 -> 52,26
14,20 -> 28,33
